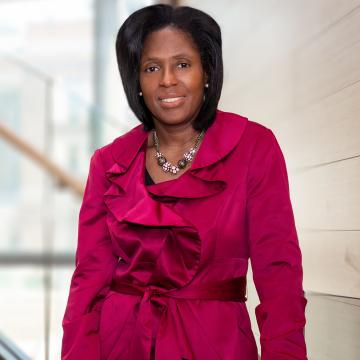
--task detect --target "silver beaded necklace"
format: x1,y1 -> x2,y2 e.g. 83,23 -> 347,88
152,129 -> 205,174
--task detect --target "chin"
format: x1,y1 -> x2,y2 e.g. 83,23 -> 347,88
153,109 -> 194,125
154,105 -> 202,126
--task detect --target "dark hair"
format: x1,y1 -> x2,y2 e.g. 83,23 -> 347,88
115,4 -> 223,131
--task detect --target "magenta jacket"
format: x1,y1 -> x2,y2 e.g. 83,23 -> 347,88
61,109 -> 307,360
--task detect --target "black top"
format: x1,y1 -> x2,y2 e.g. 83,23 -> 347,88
145,167 -> 155,185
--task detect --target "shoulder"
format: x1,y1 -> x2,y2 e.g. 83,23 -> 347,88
93,123 -> 146,171
97,123 -> 144,156
217,109 -> 271,134
245,117 -> 275,146
217,109 -> 277,152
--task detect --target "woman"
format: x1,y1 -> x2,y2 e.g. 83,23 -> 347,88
61,4 -> 307,360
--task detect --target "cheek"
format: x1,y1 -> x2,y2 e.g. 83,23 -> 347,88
188,81 -> 204,101
139,73 -> 157,90
186,72 -> 205,96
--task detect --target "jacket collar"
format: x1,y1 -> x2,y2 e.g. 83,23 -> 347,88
102,109 -> 248,298
107,109 -> 248,176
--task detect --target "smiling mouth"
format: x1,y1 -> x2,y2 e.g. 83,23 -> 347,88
160,96 -> 185,103
158,96 -> 186,108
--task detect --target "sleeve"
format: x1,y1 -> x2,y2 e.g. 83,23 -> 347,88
61,149 -> 118,360
246,128 -> 307,360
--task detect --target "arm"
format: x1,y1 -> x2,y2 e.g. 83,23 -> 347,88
61,149 -> 118,360
246,129 -> 307,360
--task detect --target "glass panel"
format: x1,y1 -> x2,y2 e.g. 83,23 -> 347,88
0,1 -> 156,358
0,268 -> 45,358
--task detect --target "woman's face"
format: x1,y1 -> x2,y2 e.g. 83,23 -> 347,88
139,26 -> 208,128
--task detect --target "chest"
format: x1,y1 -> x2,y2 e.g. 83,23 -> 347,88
104,141 -> 251,265
145,143 -> 188,184
144,149 -> 250,259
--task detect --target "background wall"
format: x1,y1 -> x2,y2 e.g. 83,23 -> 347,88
1,0 -> 359,359
182,1 -> 360,358
0,1 -> 153,359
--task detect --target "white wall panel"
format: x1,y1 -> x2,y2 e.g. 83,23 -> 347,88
181,1 -> 360,357
182,0 -> 360,298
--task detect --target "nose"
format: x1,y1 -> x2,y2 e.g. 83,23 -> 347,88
159,65 -> 178,87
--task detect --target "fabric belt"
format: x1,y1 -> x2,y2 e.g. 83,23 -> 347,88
110,276 -> 247,359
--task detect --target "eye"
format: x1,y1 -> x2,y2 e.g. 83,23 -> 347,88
178,62 -> 190,69
145,66 -> 159,73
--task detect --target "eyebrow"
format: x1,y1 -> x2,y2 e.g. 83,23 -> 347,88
141,53 -> 193,63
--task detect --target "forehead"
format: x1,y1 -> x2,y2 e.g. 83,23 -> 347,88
141,27 -> 199,59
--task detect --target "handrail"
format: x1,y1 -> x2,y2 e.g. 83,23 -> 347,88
0,121 -> 84,197
0,51 -> 52,82
0,252 -> 74,267
0,331 -> 31,360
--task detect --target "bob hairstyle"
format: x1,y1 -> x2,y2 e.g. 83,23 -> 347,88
115,4 -> 223,131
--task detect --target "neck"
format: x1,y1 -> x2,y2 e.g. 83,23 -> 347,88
151,122 -> 202,150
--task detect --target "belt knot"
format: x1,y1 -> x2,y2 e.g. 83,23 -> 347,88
143,286 -> 162,302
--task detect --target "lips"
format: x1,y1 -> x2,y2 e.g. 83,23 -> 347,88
159,94 -> 185,100
158,95 -> 186,108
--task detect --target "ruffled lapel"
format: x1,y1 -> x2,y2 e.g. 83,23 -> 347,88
102,109 -> 248,290
105,109 -> 248,200
104,155 -> 194,228
190,109 -> 248,170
